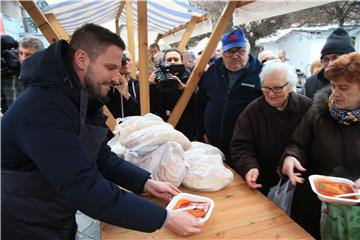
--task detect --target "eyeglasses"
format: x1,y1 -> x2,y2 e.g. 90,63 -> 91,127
223,48 -> 247,57
262,82 -> 289,94
320,54 -> 342,65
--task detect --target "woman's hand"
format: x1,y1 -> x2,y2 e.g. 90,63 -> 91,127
149,71 -> 156,84
245,168 -> 262,189
144,179 -> 181,202
114,74 -> 131,100
281,156 -> 306,185
166,211 -> 204,236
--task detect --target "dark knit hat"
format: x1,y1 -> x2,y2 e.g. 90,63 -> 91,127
321,28 -> 355,57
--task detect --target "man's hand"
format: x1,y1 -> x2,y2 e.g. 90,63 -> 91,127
166,211 -> 204,236
281,156 -> 306,185
170,74 -> 185,90
245,168 -> 262,189
144,179 -> 181,201
114,74 -> 131,100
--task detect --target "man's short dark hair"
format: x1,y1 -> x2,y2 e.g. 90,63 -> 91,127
68,23 -> 126,61
163,48 -> 183,62
149,43 -> 160,51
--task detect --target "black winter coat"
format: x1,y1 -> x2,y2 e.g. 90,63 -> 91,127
282,86 -> 360,238
1,40 -> 167,235
198,55 -> 263,159
304,68 -> 329,99
230,93 -> 312,195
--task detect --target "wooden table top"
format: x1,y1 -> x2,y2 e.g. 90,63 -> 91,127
101,172 -> 313,239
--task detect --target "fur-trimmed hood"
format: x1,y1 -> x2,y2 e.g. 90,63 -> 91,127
310,85 -> 332,121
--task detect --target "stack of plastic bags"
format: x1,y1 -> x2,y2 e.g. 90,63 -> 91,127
108,113 -> 233,191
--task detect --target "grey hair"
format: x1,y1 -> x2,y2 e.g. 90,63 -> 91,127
259,62 -> 298,92
19,36 -> 44,50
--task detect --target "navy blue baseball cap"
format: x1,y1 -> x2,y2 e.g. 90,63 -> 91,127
221,29 -> 247,52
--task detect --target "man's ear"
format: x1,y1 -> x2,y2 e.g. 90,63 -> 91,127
73,50 -> 89,71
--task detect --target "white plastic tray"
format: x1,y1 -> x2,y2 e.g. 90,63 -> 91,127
166,193 -> 215,222
309,175 -> 360,205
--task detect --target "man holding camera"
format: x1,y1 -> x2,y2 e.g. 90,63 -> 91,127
1,35 -> 44,114
149,49 -> 199,140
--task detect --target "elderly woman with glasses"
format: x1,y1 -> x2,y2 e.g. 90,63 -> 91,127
281,52 -> 360,239
229,62 -> 312,195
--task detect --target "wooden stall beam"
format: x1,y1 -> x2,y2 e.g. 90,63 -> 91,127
156,13 -> 210,42
154,33 -> 163,44
177,16 -> 197,52
168,1 -> 253,126
45,13 -> 70,41
137,0 -> 150,115
125,0 -> 137,79
19,0 -> 60,44
115,1 -> 125,34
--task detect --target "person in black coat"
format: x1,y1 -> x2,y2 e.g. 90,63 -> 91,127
1,24 -> 203,240
305,27 -> 355,99
149,48 -> 199,140
198,29 -> 263,160
106,50 -> 140,118
230,62 -> 312,195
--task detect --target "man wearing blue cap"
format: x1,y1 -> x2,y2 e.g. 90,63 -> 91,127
197,28 -> 263,161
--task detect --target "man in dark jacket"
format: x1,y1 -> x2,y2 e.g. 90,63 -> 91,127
106,50 -> 140,118
1,24 -> 202,240
305,27 -> 355,99
198,28 -> 263,160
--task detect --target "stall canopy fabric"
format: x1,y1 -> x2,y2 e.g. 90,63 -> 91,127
232,0 -> 336,26
44,0 -> 207,37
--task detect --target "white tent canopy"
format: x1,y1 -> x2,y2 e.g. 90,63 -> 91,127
44,0 -> 209,43
233,0 -> 336,26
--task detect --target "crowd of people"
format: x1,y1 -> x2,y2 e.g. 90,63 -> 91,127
1,23 -> 359,240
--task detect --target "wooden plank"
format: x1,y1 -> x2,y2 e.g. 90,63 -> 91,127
19,0 -> 59,44
125,0 -> 137,79
103,106 -> 116,132
167,1 -> 242,126
115,1 -> 125,34
157,14 -> 210,41
177,16 -> 198,52
137,0 -> 150,115
101,169 -> 312,239
44,13 -> 70,41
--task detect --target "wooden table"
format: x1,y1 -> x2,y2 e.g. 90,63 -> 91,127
101,172 -> 313,239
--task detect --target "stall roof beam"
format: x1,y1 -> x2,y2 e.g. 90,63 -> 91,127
168,1 -> 253,126
115,1 -> 125,34
156,13 -> 210,42
19,0 -> 60,44
177,15 -> 198,52
45,13 -> 70,41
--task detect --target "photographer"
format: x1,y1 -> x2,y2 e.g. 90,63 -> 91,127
149,49 -> 199,140
1,35 -> 44,114
1,35 -> 20,113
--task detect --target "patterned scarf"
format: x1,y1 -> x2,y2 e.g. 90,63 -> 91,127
328,95 -> 360,125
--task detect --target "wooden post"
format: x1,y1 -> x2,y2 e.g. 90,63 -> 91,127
45,13 -> 70,41
115,1 -> 125,35
125,0 -> 136,79
168,1 -> 252,126
137,0 -> 150,115
19,0 -> 60,44
177,16 -> 197,52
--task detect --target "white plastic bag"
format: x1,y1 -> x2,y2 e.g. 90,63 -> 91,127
267,179 -> 295,215
124,142 -> 188,187
124,125 -> 191,155
182,142 -> 233,191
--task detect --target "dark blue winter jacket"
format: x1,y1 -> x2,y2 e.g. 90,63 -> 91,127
198,55 -> 263,159
1,40 -> 167,232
